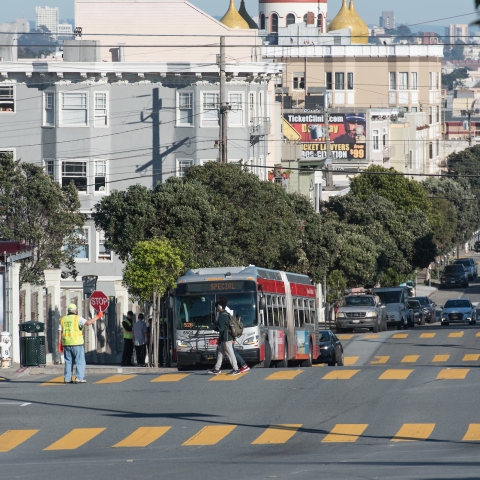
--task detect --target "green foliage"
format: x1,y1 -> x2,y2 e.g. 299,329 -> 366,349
0,153 -> 84,285
326,270 -> 347,303
442,68 -> 470,90
18,26 -> 57,58
123,238 -> 185,303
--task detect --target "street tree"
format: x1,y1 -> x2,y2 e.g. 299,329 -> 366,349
122,238 -> 185,303
0,152 -> 84,285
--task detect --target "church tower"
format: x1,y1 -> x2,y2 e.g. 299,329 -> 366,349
259,0 -> 328,34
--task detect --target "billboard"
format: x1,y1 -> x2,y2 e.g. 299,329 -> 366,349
283,113 -> 367,163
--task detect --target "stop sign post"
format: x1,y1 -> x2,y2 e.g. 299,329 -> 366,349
90,291 -> 109,313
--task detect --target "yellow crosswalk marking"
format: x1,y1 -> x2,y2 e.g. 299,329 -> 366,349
0,430 -> 39,452
371,356 -> 390,365
432,354 -> 450,362
364,334 -> 379,339
392,424 -> 435,442
265,370 -> 303,380
151,374 -> 190,382
477,333 -> 480,337
401,355 -> 419,363
322,424 -> 368,443
252,424 -> 302,444
337,334 -> 354,340
462,424 -> 480,442
94,374 -> 137,384
113,427 -> 171,447
209,372 -> 248,381
392,334 -> 408,339
379,369 -> 413,380
449,332 -> 464,338
343,356 -> 359,366
436,369 -> 469,380
322,370 -> 359,380
44,428 -> 105,450
420,333 -> 436,338
463,354 -> 480,362
40,375 -> 70,386
183,426 -> 236,446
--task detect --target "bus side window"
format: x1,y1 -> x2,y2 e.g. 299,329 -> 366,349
280,296 -> 286,327
293,298 -> 299,327
273,296 -> 280,327
298,299 -> 305,327
310,299 -> 316,323
267,294 -> 273,327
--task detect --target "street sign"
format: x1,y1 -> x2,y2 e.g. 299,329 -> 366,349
90,291 -> 109,313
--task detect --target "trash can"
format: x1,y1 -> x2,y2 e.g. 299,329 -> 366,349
19,321 -> 46,367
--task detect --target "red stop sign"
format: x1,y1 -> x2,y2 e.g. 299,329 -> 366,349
90,291 -> 109,313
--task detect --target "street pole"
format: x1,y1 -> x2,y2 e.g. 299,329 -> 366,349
468,110 -> 472,148
219,36 -> 228,164
324,91 -> 333,187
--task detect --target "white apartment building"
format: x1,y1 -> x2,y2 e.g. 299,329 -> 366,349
447,24 -> 469,42
36,6 -> 59,38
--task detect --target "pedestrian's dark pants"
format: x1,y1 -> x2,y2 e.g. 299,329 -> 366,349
122,338 -> 134,366
135,344 -> 146,365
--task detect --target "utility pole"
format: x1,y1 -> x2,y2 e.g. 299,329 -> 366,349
462,100 -> 479,148
324,91 -> 333,187
219,36 -> 228,164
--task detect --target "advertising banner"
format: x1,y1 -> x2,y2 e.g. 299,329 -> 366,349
283,112 -> 367,162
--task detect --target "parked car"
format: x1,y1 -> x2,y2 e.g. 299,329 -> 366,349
468,258 -> 478,278
410,296 -> 436,324
474,241 -> 480,253
408,299 -> 425,325
453,259 -> 475,280
317,330 -> 344,366
336,293 -> 386,333
374,287 -> 413,330
440,264 -> 469,289
440,299 -> 477,326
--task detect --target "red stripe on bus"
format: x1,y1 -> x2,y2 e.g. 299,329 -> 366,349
259,343 -> 265,361
290,283 -> 316,298
257,278 -> 286,294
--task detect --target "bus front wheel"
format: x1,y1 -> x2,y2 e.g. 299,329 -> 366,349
263,340 -> 272,368
302,341 -> 313,367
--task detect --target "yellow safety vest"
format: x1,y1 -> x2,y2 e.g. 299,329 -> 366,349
123,318 -> 133,340
60,314 -> 84,346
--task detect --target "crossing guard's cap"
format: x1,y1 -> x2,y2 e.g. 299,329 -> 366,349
67,303 -> 77,311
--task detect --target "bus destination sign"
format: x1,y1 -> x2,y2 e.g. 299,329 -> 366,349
177,281 -> 256,294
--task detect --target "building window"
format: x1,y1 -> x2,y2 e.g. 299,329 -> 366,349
94,92 -> 108,127
260,13 -> 265,30
61,92 -> 88,126
398,72 -> 408,90
44,160 -> 55,179
373,130 -> 380,151
303,14 -> 308,23
429,107 -> 433,124
409,150 -> 413,169
317,14 -> 323,30
436,139 -> 440,156
97,231 -> 112,261
293,73 -> 305,90
258,91 -> 264,118
74,227 -> 90,261
0,86 -> 15,113
0,149 -> 15,160
411,72 -> 418,90
44,92 -> 55,126
389,72 -> 396,90
249,92 -> 255,123
202,93 -> 220,127
436,105 -> 440,123
177,92 -> 193,126
286,13 -> 295,26
228,92 -> 244,127
411,107 -> 418,112
326,72 -> 332,90
347,72 -> 354,90
176,159 -> 194,178
429,142 -> 433,159
271,13 -> 278,33
335,72 -> 345,90
62,160 -> 87,192
94,160 -> 107,193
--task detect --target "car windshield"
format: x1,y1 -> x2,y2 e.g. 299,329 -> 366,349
175,293 -> 257,330
343,296 -> 375,307
455,260 -> 471,266
444,265 -> 463,274
319,331 -> 330,342
376,291 -> 402,304
444,300 -> 471,309
413,297 -> 428,306
408,301 -> 420,308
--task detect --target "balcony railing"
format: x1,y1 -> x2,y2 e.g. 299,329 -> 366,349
250,117 -> 271,137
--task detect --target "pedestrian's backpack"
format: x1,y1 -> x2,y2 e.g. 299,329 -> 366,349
227,313 -> 244,338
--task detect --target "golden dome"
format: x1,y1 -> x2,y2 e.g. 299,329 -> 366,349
220,0 -> 250,29
349,0 -> 369,44
327,0 -> 369,45
238,0 -> 258,29
327,0 -> 353,33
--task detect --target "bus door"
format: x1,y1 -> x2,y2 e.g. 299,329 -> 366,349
293,298 -> 310,361
263,294 -> 286,362
280,272 -> 294,360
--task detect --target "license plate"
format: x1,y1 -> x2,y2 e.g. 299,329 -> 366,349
209,339 -> 218,346
352,320 -> 360,324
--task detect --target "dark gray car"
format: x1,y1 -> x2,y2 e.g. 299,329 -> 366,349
410,296 -> 435,324
440,264 -> 469,289
453,259 -> 475,280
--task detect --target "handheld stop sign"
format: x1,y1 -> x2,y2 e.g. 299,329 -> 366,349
90,291 -> 109,313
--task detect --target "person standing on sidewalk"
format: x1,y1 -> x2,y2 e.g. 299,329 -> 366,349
133,313 -> 148,367
207,297 -> 240,375
57,304 -> 103,384
121,311 -> 134,366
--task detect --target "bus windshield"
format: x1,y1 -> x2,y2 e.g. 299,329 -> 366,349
175,293 -> 257,330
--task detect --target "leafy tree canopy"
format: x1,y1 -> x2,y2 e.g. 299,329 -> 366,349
0,153 -> 84,285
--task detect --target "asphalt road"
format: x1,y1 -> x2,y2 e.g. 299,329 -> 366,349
2,281 -> 480,480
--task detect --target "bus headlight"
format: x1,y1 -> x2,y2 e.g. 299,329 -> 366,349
176,340 -> 191,348
243,335 -> 259,346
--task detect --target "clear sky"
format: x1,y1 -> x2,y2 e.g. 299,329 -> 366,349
0,0 -> 478,28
